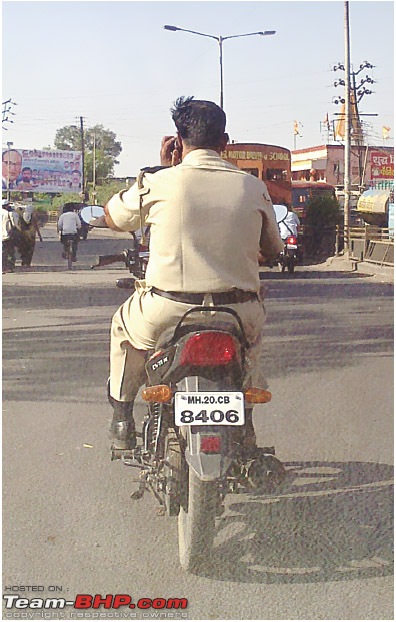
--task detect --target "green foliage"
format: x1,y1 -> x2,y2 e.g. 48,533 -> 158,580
48,180 -> 132,212
51,193 -> 82,212
32,194 -> 54,211
304,196 -> 342,256
54,124 -> 122,183
54,125 -> 81,151
305,196 -> 342,230
89,180 -> 130,206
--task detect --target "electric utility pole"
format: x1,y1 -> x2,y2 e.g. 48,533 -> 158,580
80,116 -> 86,203
344,0 -> 351,251
333,3 -> 375,251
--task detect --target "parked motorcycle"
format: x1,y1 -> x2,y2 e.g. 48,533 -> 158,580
81,206 -> 287,573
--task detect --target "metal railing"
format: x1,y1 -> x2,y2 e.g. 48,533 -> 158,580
47,210 -> 59,223
340,225 -> 394,266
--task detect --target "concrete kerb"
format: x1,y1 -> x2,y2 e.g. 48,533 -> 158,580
325,254 -> 394,282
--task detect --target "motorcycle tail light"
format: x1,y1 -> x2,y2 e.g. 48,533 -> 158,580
245,387 -> 272,403
286,236 -> 297,245
142,385 -> 173,403
180,332 -> 237,367
200,436 -> 221,453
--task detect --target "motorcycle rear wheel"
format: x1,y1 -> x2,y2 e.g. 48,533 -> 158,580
178,468 -> 218,572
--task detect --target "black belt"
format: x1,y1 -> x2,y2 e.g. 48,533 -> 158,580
151,287 -> 258,305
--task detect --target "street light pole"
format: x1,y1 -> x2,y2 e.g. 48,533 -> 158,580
164,25 -> 276,109
6,140 -> 13,202
218,36 -> 224,109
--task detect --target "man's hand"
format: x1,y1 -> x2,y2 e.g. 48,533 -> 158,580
160,136 -> 181,167
89,215 -> 107,228
104,204 -> 123,231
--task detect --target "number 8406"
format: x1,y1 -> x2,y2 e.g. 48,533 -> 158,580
179,409 -> 240,424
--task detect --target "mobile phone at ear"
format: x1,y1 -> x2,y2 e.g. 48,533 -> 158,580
171,138 -> 181,166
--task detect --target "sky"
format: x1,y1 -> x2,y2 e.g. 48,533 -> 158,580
2,0 -> 394,177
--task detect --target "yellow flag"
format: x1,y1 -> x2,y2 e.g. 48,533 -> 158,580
293,120 -> 300,135
382,126 -> 391,139
335,104 -> 345,140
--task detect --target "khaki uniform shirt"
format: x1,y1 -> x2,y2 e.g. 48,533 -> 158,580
107,149 -> 283,293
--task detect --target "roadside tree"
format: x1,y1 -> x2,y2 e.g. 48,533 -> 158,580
304,196 -> 342,256
54,124 -> 122,183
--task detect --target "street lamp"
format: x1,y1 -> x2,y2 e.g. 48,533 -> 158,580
164,25 -> 276,109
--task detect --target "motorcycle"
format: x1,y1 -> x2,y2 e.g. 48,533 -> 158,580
272,205 -> 301,275
81,206 -> 287,573
278,234 -> 299,274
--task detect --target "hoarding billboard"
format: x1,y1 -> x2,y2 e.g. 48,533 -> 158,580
370,151 -> 394,180
2,148 -> 83,193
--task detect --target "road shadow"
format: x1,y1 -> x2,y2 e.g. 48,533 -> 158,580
197,460 -> 394,584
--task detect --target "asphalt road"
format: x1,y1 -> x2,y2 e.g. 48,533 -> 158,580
2,226 -> 394,620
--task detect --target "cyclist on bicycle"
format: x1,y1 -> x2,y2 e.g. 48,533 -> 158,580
57,203 -> 82,262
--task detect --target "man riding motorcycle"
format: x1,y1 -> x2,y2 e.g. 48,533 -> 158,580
104,96 -> 284,452
57,203 -> 82,262
278,205 -> 300,240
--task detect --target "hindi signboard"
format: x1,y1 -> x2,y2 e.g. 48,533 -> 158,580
370,150 -> 394,180
2,148 -> 83,193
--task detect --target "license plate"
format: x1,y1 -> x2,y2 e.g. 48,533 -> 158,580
286,244 -> 298,249
175,392 -> 245,426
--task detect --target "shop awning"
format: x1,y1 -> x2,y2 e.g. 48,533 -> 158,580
291,159 -> 312,171
291,158 -> 327,172
357,189 -> 390,214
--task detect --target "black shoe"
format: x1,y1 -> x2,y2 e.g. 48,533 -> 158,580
110,420 -> 136,450
110,399 -> 136,450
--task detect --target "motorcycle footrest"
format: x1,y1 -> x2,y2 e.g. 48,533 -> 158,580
111,448 -> 144,465
261,446 -> 275,456
111,448 -> 134,461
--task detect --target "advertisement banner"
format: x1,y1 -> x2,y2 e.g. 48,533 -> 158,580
2,148 -> 83,193
370,150 -> 394,180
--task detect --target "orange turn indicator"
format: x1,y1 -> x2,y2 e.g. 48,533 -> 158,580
244,388 -> 272,404
142,385 -> 173,403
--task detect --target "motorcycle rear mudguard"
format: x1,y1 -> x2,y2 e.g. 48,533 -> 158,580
285,247 -> 297,257
177,376 -> 236,482
181,425 -> 233,482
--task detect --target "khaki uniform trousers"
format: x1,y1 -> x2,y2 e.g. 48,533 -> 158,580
109,281 -> 267,402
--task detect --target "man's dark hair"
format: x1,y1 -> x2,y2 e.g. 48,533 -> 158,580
62,203 -> 76,213
2,149 -> 22,162
22,167 -> 32,173
171,96 -> 226,149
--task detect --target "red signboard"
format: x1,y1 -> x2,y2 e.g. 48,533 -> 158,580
370,151 -> 394,179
